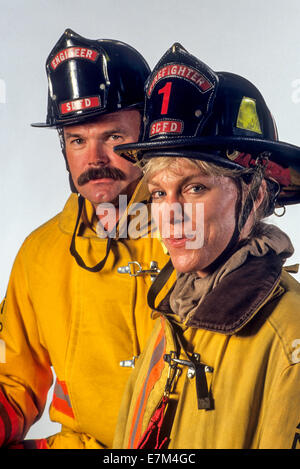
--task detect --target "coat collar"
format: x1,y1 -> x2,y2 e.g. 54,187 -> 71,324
157,252 -> 284,335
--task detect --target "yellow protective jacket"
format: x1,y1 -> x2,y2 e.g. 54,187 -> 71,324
113,253 -> 300,449
0,182 -> 174,449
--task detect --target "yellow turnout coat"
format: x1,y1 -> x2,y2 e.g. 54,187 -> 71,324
113,254 -> 300,449
0,183 -> 173,448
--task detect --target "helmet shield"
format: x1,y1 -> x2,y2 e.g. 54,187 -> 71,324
143,46 -> 218,142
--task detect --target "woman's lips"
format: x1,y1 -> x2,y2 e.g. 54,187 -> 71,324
163,229 -> 198,248
163,237 -> 189,248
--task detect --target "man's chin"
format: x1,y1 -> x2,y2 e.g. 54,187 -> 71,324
76,177 -> 140,207
80,190 -> 127,208
76,182 -> 117,204
89,194 -> 120,207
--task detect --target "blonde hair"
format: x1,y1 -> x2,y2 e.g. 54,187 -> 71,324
142,156 -> 272,235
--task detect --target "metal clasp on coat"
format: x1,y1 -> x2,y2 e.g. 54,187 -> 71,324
117,261 -> 161,282
120,356 -> 138,368
164,352 -> 213,378
185,354 -> 214,378
164,352 -> 214,410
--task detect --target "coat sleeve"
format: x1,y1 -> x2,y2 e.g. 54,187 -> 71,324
258,362 -> 300,449
0,243 -> 53,447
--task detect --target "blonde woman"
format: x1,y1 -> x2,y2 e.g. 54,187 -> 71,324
113,44 -> 300,449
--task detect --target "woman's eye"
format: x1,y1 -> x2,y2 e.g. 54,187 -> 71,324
151,190 -> 165,200
187,184 -> 206,194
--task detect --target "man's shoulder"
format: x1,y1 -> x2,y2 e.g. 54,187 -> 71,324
27,212 -> 61,240
21,195 -> 76,253
20,212 -> 63,256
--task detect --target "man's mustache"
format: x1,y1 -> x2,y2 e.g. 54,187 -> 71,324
77,166 -> 126,186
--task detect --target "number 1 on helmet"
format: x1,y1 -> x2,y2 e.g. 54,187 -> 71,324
158,81 -> 172,115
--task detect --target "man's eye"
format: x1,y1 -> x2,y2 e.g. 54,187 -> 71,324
109,135 -> 123,142
70,138 -> 84,145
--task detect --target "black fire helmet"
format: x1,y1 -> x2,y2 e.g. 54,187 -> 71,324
32,29 -> 150,127
115,42 -> 300,207
117,43 -> 300,310
31,29 -> 150,273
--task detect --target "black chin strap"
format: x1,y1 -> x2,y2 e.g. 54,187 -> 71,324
204,174 -> 262,273
147,259 -> 174,310
70,195 -> 112,272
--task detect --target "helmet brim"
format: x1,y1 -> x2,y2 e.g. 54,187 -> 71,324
115,136 -> 300,206
31,108 -> 109,128
114,136 -> 300,172
31,102 -> 144,128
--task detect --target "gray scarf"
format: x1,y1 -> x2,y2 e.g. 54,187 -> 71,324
169,222 -> 294,321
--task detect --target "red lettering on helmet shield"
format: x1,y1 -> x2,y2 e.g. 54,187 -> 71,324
148,64 -> 213,96
60,96 -> 101,115
51,47 -> 99,70
158,82 -> 173,115
150,120 -> 183,137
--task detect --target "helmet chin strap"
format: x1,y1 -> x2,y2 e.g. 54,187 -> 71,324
57,127 -> 78,193
57,128 -> 112,272
203,174 -> 261,274
147,174 -> 262,311
70,195 -> 112,272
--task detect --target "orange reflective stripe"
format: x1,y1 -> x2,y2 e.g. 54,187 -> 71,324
59,380 -> 68,395
52,378 -> 75,419
128,320 -> 166,448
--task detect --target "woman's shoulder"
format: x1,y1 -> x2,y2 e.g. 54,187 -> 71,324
265,269 -> 300,365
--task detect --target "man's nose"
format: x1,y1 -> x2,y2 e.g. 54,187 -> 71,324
87,141 -> 109,166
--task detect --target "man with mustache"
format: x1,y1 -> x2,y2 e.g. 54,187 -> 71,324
77,166 -> 125,187
0,30 -> 173,449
